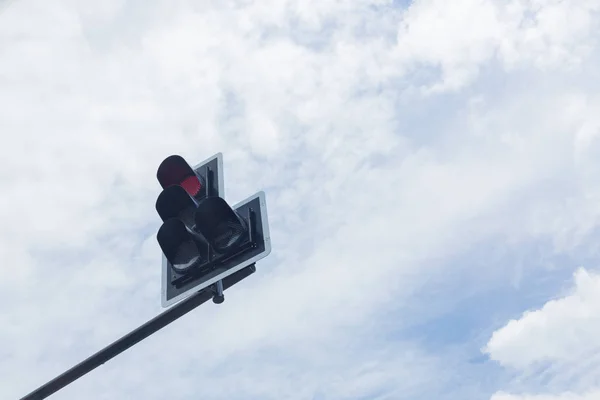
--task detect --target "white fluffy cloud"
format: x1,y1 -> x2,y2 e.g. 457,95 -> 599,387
486,269 -> 600,399
485,269 -> 600,369
1,0 -> 600,399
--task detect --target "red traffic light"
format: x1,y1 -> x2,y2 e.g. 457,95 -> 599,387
157,155 -> 204,197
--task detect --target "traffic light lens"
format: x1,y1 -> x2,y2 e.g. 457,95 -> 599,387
156,185 -> 197,225
194,197 -> 248,253
214,221 -> 246,252
172,240 -> 202,272
157,155 -> 205,199
157,218 -> 207,274
180,176 -> 202,197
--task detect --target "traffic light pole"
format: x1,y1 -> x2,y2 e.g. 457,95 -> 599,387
20,265 -> 256,400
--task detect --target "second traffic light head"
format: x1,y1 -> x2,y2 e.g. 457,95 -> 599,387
157,185 -> 248,259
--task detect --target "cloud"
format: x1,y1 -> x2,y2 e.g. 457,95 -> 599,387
395,0 -> 600,91
491,390 -> 600,400
486,269 -> 600,399
485,269 -> 600,369
1,0 -> 600,399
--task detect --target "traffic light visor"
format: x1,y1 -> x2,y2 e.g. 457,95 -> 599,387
157,219 -> 204,273
157,155 -> 203,197
156,185 -> 197,226
194,197 -> 247,253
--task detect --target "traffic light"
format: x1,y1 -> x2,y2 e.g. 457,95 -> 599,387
156,153 -> 271,307
157,154 -> 223,200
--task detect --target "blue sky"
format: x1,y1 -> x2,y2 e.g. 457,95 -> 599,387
2,0 -> 600,399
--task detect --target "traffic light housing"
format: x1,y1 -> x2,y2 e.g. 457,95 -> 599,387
156,153 -> 271,308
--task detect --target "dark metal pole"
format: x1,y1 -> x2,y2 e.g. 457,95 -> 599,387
20,265 -> 256,400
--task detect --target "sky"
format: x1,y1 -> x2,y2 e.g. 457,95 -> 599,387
1,0 -> 600,399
